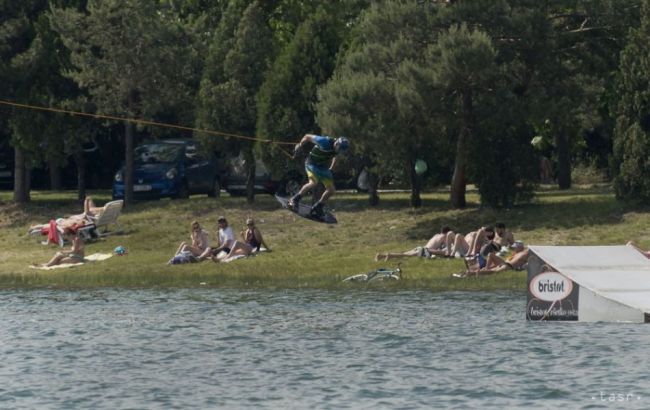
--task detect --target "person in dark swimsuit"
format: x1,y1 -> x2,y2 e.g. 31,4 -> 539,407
242,218 -> 269,252
212,218 -> 270,263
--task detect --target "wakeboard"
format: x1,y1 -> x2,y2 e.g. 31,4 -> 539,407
275,195 -> 337,224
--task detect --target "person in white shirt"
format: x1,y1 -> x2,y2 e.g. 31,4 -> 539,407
198,216 -> 234,261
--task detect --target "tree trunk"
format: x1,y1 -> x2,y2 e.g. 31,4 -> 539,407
124,122 -> 134,206
409,157 -> 422,208
74,149 -> 86,201
49,160 -> 62,191
244,145 -> 256,204
367,171 -> 379,206
13,147 -> 30,203
555,127 -> 571,190
450,89 -> 473,208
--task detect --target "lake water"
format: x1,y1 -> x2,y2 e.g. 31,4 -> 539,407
1,289 -> 649,409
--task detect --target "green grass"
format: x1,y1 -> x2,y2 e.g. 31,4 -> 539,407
0,185 -> 648,290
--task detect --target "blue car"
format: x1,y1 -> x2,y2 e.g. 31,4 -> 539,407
112,139 -> 224,200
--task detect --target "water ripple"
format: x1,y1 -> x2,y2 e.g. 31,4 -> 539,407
1,289 -> 650,409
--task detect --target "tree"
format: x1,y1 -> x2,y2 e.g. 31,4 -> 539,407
196,1 -> 274,203
612,0 -> 650,201
0,0 -> 49,203
429,24 -> 497,208
256,7 -> 345,179
318,1 -> 440,207
51,0 -> 193,206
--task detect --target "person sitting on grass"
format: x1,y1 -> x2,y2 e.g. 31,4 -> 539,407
448,226 -> 495,258
176,220 -> 210,259
375,226 -> 454,261
241,218 -> 270,252
32,234 -> 85,267
198,216 -> 234,261
462,244 -> 529,277
213,218 -> 271,263
494,222 -> 515,248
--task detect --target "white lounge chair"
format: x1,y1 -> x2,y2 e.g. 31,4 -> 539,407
79,199 -> 124,238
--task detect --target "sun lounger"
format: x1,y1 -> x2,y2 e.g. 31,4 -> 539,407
83,199 -> 124,236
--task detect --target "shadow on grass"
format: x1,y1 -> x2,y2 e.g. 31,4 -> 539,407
394,190 -> 640,241
3,187 -> 647,237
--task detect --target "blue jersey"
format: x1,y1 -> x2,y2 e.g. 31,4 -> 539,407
307,135 -> 336,166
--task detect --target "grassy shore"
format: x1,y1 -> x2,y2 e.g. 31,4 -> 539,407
0,185 -> 648,289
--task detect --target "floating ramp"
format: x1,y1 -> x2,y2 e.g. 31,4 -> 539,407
527,245 -> 650,323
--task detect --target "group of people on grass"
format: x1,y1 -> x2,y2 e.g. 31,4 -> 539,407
30,196 -> 102,267
169,216 -> 270,265
32,198 -> 271,267
375,223 -> 530,277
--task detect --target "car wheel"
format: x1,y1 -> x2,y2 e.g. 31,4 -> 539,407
208,178 -> 221,198
174,182 -> 190,199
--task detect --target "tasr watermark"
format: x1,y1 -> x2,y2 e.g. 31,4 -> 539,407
591,392 -> 642,402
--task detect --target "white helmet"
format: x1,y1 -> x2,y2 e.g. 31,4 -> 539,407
335,137 -> 349,152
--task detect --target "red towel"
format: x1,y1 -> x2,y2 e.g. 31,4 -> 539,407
47,219 -> 59,245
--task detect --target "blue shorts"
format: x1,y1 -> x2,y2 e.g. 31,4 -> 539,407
305,163 -> 334,189
478,254 -> 487,269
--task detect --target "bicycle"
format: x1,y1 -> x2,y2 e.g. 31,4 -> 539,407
342,263 -> 402,283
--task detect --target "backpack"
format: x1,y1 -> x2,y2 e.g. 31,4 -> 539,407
480,241 -> 500,258
168,250 -> 197,265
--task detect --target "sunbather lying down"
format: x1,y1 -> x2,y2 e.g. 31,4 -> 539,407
457,247 -> 530,278
27,196 -> 103,236
28,214 -> 88,233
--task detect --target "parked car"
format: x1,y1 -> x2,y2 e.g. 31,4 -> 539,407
223,153 -> 302,197
223,152 -> 365,197
112,139 -> 224,200
0,148 -> 13,189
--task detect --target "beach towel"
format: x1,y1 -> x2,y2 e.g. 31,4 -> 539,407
217,247 -> 267,263
29,252 -> 113,270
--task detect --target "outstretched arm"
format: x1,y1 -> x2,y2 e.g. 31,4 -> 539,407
329,156 -> 338,171
294,134 -> 316,158
296,134 -> 316,150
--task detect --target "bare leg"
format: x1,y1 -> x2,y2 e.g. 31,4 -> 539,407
197,247 -> 213,261
176,241 -> 187,255
44,252 -> 80,267
384,248 -> 421,261
469,228 -> 487,256
444,231 -> 455,255
84,197 -> 96,216
451,234 -> 469,257
179,244 -> 205,258
485,253 -> 506,270
294,179 -> 318,200
317,186 -> 335,204
224,241 -> 253,259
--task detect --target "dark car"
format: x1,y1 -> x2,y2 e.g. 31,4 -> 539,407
224,152 -> 364,197
0,148 -> 13,189
112,139 -> 224,200
223,153 -> 302,197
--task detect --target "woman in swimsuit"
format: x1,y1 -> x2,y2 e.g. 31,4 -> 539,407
212,218 -> 270,263
176,221 -> 210,258
35,234 -> 85,267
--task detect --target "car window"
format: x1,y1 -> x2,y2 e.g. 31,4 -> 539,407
135,143 -> 183,164
229,153 -> 270,177
255,159 -> 269,177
